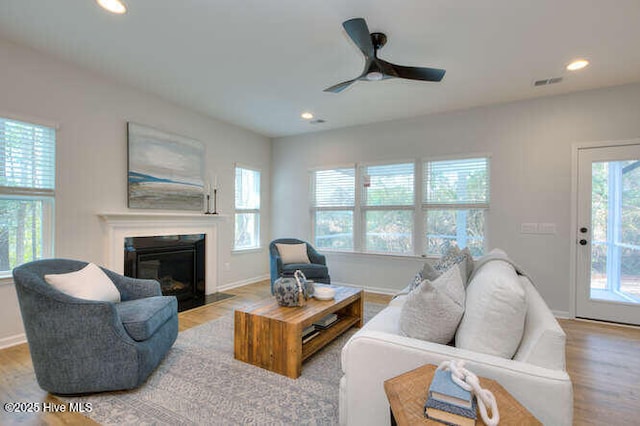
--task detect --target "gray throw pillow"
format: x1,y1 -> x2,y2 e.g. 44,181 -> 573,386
432,246 -> 474,285
433,245 -> 463,272
422,261 -> 440,281
399,263 -> 466,344
408,270 -> 424,292
460,247 -> 474,282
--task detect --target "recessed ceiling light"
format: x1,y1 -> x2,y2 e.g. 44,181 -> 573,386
301,112 -> 314,120
97,0 -> 127,14
566,59 -> 589,71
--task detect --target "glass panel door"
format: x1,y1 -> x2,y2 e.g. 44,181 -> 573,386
576,144 -> 640,325
590,160 -> 640,303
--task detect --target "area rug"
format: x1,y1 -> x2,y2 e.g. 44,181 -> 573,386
61,302 -> 385,425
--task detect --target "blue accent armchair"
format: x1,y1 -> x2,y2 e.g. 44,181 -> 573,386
269,238 -> 330,293
12,259 -> 178,395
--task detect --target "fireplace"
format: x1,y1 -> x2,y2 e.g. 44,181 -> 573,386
124,234 -> 205,312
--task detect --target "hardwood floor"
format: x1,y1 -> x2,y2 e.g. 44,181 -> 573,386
1,280 -> 639,425
559,318 -> 640,425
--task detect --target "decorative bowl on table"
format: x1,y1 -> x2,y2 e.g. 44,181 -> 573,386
314,286 -> 336,300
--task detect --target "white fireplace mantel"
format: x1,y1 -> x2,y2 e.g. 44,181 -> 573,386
99,212 -> 227,295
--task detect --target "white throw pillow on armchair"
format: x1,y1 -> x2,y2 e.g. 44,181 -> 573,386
275,243 -> 311,264
45,263 -> 121,302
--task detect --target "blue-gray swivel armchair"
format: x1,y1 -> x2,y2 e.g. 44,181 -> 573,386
269,238 -> 330,293
12,259 -> 178,395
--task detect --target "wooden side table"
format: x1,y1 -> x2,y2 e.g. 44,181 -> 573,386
384,364 -> 541,425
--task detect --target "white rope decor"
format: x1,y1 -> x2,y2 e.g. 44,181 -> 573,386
437,360 -> 500,426
294,270 -> 307,306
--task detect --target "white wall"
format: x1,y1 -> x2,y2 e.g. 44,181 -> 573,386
271,82 -> 640,313
0,37 -> 271,344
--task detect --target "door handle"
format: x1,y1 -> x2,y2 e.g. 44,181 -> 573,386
579,239 -> 588,246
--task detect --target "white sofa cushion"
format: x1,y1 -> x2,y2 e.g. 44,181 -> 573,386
399,263 -> 465,344
455,259 -> 526,358
340,328 -> 573,426
45,263 -> 121,302
275,243 -> 310,264
513,276 -> 567,370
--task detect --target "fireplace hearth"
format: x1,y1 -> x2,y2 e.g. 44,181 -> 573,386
124,234 -> 205,312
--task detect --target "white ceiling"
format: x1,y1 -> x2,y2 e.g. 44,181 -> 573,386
1,0 -> 640,138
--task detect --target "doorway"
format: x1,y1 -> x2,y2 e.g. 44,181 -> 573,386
575,143 -> 640,325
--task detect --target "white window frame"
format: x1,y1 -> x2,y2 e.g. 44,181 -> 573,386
310,154 -> 490,258
233,164 -> 261,251
359,160 -> 416,255
421,154 -> 490,257
310,165 -> 356,251
0,115 -> 56,279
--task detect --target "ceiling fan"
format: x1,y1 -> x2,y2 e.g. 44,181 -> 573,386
324,17 -> 446,93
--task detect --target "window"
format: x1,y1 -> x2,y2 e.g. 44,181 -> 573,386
0,117 -> 55,275
362,163 -> 414,254
311,167 -> 355,250
310,156 -> 489,257
234,166 -> 260,250
423,157 -> 489,256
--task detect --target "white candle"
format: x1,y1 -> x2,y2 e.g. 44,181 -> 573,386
213,175 -> 219,190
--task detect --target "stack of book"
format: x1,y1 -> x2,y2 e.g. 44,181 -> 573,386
302,325 -> 319,344
424,369 -> 477,426
313,313 -> 338,329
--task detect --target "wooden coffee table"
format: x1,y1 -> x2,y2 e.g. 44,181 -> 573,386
234,285 -> 363,379
384,364 -> 541,425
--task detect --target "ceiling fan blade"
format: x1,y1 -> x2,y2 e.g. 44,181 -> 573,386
323,78 -> 358,93
342,18 -> 375,58
384,61 -> 446,82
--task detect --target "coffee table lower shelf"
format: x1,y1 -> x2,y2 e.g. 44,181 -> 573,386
302,315 -> 360,360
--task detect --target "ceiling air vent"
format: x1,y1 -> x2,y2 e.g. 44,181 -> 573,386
310,119 -> 326,124
533,77 -> 563,87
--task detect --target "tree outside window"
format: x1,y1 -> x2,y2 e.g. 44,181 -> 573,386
0,117 -> 55,274
234,166 -> 260,250
311,157 -> 489,257
423,157 -> 489,257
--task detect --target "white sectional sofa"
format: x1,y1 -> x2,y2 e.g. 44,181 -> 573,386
339,256 -> 573,426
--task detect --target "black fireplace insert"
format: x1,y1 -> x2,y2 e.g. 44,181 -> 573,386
124,234 -> 205,312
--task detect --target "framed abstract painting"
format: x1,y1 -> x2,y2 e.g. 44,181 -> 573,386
127,122 -> 205,210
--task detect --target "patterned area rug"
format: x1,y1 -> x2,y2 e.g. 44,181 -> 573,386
62,302 -> 385,425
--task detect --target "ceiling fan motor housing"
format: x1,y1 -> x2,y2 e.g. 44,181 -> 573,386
370,32 -> 387,50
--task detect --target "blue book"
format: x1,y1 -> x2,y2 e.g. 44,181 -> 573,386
425,396 -> 478,421
428,369 -> 473,409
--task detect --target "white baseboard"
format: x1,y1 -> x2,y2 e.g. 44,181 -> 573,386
0,333 -> 26,350
216,274 -> 270,292
331,281 -> 400,296
552,310 -> 571,319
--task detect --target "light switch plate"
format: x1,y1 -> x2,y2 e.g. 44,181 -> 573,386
539,223 -> 557,234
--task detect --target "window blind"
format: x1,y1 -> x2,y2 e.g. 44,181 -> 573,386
0,118 -> 55,191
313,168 -> 355,207
423,158 -> 489,205
235,167 -> 260,209
363,162 -> 414,206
